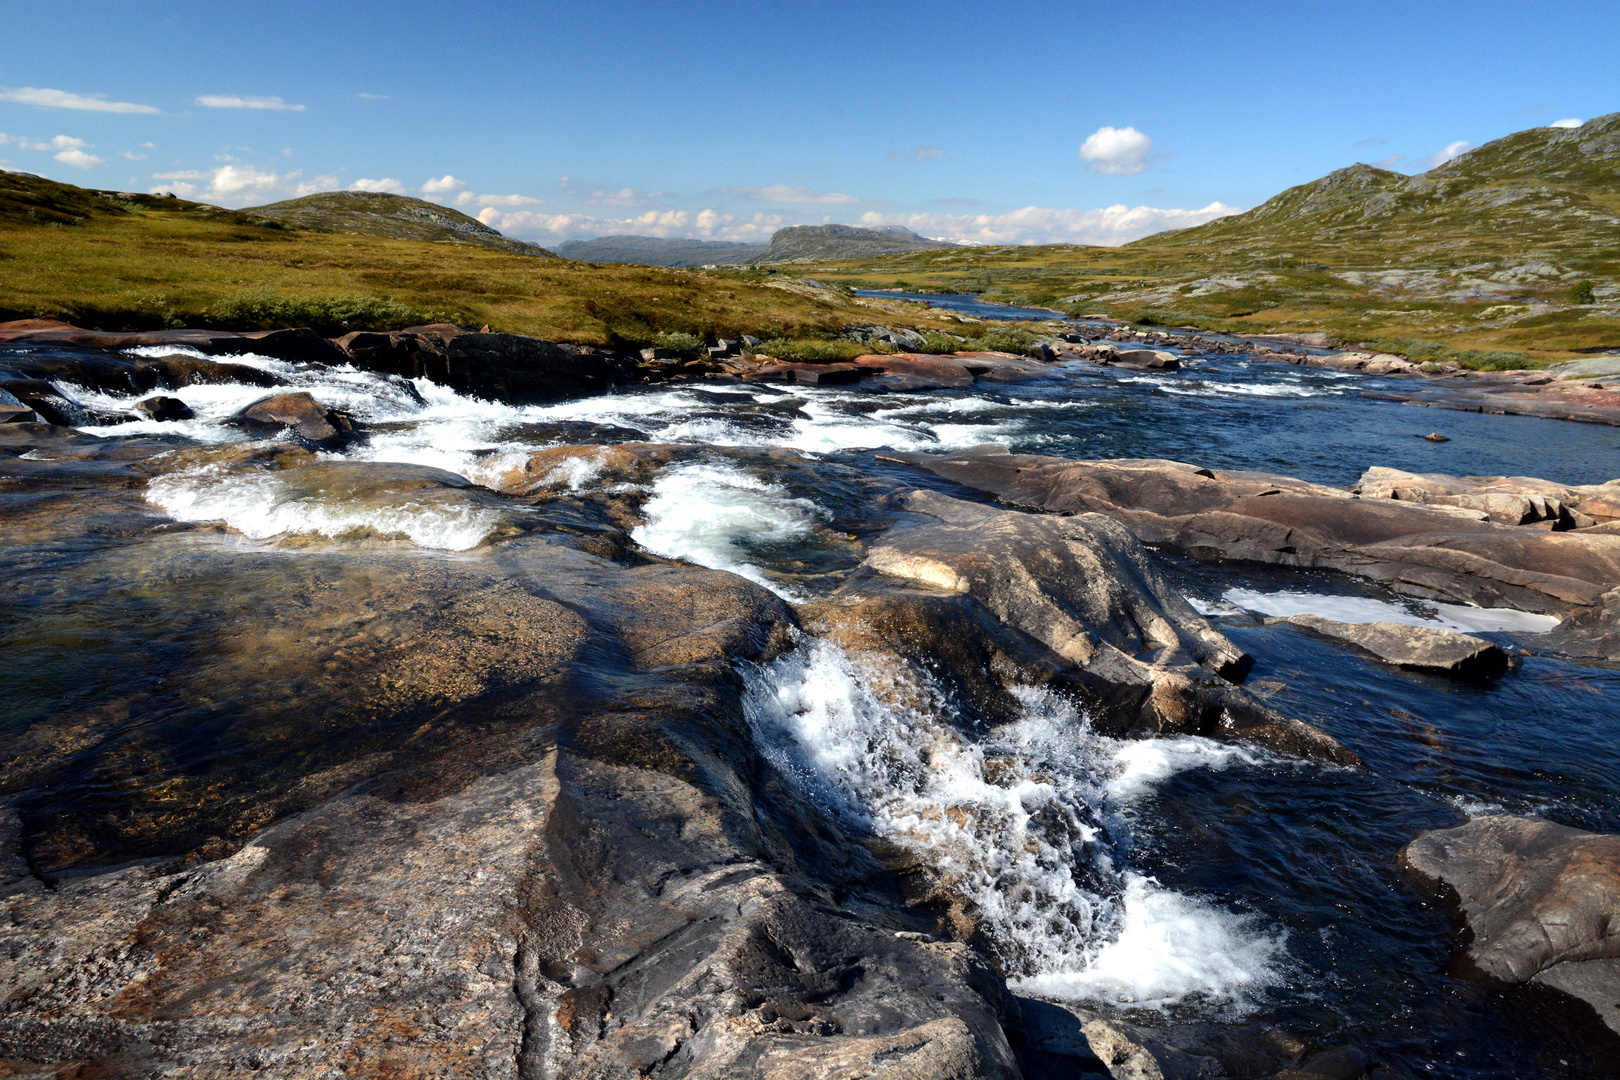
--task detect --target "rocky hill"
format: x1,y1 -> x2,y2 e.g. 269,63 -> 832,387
553,234 -> 767,266
250,191 -> 556,257
753,223 -> 957,264
804,114 -> 1620,360
1153,111 -> 1620,263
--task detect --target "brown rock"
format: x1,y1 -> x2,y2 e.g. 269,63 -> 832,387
1279,615 -> 1510,677
879,446 -> 1620,658
131,394 -> 194,421
803,489 -> 1354,764
230,391 -> 358,448
1403,815 -> 1620,1037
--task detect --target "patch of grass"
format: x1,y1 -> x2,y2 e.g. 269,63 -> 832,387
754,337 -> 876,362
204,291 -> 457,335
1366,337 -> 1535,371
1569,280 -> 1597,304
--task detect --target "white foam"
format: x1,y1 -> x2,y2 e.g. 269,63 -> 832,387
1017,874 -> 1285,1008
1223,588 -> 1561,634
743,641 -> 1284,1010
145,465 -> 502,550
1105,737 -> 1268,802
631,461 -> 827,596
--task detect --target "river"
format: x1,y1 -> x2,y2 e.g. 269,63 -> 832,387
4,340 -> 1618,1077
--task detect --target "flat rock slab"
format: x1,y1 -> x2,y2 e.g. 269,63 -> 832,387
878,446 -> 1620,660
1278,615 -> 1510,677
1403,815 -> 1620,1038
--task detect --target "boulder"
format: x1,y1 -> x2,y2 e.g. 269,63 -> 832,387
1403,816 -> 1620,1037
1114,348 -> 1181,370
230,391 -> 358,448
0,322 -> 345,365
332,326 -> 633,400
878,446 -> 1620,659
131,394 -> 194,422
1278,615 -> 1510,677
802,490 -> 1355,764
487,442 -> 680,495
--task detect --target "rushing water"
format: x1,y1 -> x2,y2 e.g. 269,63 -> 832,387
9,340 -> 1620,1076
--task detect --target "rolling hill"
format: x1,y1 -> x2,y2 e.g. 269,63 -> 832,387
0,171 -> 962,344
806,113 -> 1620,360
249,191 -> 557,257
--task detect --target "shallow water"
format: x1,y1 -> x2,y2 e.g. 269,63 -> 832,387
6,339 -> 1620,1074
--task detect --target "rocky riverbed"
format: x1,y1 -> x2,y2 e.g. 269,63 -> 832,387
2,321 -> 1618,1079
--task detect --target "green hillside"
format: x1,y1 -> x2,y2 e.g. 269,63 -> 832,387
804,113 -> 1620,362
0,171 -> 958,345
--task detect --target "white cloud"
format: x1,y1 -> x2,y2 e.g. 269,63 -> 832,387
852,202 -> 1241,247
350,177 -> 404,193
358,92 -> 389,101
149,164 -> 338,206
723,184 -> 871,205
0,86 -> 159,114
1549,118 -> 1584,129
474,200 -> 1234,247
120,149 -> 148,161
1079,126 -> 1155,175
586,187 -> 666,207
479,206 -> 788,243
1417,140 -> 1474,170
455,192 -> 543,208
194,95 -> 306,112
55,148 -> 102,169
421,174 -> 464,194
887,147 -> 945,162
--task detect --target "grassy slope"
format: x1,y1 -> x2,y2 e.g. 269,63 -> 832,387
0,173 -> 957,345
801,115 -> 1620,363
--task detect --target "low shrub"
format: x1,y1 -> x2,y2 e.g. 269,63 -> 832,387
1569,280 -> 1597,304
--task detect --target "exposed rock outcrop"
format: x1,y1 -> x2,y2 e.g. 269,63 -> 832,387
802,490 -> 1354,764
0,425 -> 1024,1079
1403,816 -> 1620,1039
879,446 -> 1620,659
1277,615 -> 1510,677
332,323 -> 634,400
1356,465 -> 1620,527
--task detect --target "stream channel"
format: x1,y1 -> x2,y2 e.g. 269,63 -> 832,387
6,338 -> 1620,1077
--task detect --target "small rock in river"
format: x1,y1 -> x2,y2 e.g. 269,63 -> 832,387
132,395 -> 194,422
1422,432 -> 1451,442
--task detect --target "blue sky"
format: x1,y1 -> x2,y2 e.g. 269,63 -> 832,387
1,0 -> 1614,246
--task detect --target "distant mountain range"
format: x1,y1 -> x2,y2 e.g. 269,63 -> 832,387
553,224 -> 958,267
552,235 -> 766,266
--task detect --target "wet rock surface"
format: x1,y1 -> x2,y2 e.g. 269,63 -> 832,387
1276,615 -> 1510,677
881,446 -> 1620,659
1403,816 -> 1620,1040
230,390 -> 358,448
333,323 -> 635,400
803,490 -> 1352,763
0,427 -> 1035,1078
